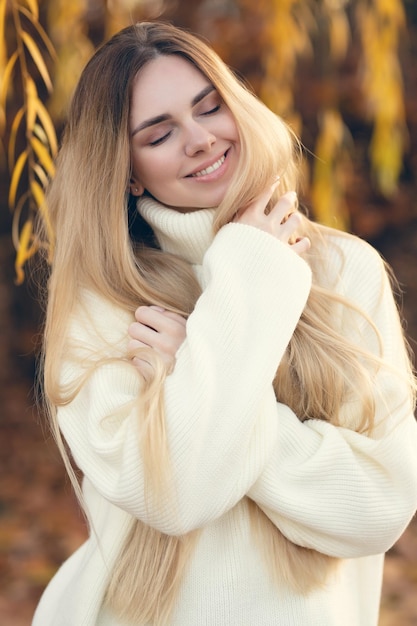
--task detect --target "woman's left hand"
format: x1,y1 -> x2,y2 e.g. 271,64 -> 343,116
128,305 -> 187,375
234,186 -> 310,255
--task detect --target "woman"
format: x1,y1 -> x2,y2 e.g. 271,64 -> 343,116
33,21 -> 417,626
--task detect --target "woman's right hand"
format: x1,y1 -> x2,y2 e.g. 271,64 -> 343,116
234,185 -> 310,256
128,305 -> 187,379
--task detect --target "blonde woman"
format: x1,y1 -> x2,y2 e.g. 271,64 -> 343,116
33,21 -> 417,626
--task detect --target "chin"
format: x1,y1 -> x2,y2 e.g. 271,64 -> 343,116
198,191 -> 228,209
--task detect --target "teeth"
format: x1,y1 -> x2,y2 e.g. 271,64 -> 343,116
191,154 -> 225,177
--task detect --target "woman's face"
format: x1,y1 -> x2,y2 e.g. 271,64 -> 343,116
129,55 -> 240,210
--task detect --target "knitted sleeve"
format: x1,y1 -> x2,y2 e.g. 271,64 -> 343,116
58,223 -> 312,535
247,236 -> 417,558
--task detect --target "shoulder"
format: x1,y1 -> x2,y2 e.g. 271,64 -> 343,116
314,227 -> 393,311
56,290 -> 136,390
329,229 -> 384,268
319,227 -> 387,281
319,227 -> 384,273
67,289 -> 134,357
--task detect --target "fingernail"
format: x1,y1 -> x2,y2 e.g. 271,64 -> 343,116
287,191 -> 299,207
150,305 -> 165,312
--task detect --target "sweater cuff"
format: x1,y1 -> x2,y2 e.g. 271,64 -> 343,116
209,222 -> 312,281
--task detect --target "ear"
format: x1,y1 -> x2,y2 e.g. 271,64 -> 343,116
129,177 -> 144,196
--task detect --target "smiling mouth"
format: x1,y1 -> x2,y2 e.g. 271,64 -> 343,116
189,152 -> 227,177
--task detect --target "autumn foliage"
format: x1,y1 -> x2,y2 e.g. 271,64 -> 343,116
0,0 -> 412,283
0,4 -> 416,626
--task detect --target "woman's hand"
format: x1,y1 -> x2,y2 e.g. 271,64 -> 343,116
128,305 -> 187,377
234,184 -> 310,255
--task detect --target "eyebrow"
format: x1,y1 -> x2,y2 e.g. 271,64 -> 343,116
130,84 -> 216,137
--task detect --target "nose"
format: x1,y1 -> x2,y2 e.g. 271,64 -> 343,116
184,121 -> 216,156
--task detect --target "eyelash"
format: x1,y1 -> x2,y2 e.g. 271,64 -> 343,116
148,103 -> 221,146
202,104 -> 221,116
149,132 -> 172,147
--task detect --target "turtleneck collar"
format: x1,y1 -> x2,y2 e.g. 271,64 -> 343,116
137,196 -> 217,266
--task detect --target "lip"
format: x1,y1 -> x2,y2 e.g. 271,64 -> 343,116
184,149 -> 230,180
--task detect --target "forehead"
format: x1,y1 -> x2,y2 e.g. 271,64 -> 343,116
130,55 -> 211,122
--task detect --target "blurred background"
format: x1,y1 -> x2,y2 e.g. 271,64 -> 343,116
0,1 -> 416,624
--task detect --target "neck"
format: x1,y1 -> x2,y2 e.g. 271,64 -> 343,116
137,196 -> 216,265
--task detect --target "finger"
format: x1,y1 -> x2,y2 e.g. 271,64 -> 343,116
127,337 -> 149,353
131,356 -> 154,382
278,211 -> 305,248
129,318 -> 185,355
280,210 -> 303,233
135,306 -> 186,332
128,322 -> 158,347
135,306 -> 168,333
291,236 -> 311,255
128,340 -> 175,378
234,178 -> 281,222
150,306 -> 187,327
252,178 -> 281,213
268,191 -> 298,223
132,355 -> 174,379
129,321 -> 150,340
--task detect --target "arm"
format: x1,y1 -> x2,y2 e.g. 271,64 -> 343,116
247,238 -> 417,557
58,192 -> 313,535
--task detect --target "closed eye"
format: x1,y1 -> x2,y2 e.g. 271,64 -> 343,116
202,104 -> 221,116
149,131 -> 172,146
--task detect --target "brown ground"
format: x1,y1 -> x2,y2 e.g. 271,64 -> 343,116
0,223 -> 416,625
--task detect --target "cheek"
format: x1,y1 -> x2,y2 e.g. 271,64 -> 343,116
130,150 -> 142,179
132,153 -> 156,183
231,120 -> 240,143
135,152 -> 176,193
222,111 -> 239,139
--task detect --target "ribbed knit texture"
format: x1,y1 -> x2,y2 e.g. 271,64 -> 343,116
33,200 -> 417,626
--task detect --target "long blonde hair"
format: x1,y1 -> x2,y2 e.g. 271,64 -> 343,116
36,22 -> 416,625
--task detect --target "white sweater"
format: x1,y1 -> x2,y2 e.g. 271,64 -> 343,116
33,199 -> 417,626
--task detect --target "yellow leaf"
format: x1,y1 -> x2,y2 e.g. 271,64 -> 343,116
0,50 -> 19,111
33,162 -> 49,187
14,219 -> 38,285
33,122 -> 47,144
312,177 -> 332,225
376,0 -> 405,25
22,31 -> 53,92
31,179 -> 55,251
9,149 -> 28,209
34,98 -> 58,155
329,10 -> 350,62
370,121 -> 405,197
31,135 -> 55,176
18,6 -> 57,61
22,0 -> 39,20
25,77 -> 37,131
30,178 -> 45,208
0,0 -> 7,70
8,106 -> 25,166
0,0 -> 6,33
11,192 -> 30,249
315,109 -> 344,160
312,109 -> 350,231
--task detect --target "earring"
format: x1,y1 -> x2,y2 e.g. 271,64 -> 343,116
135,188 -> 138,192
